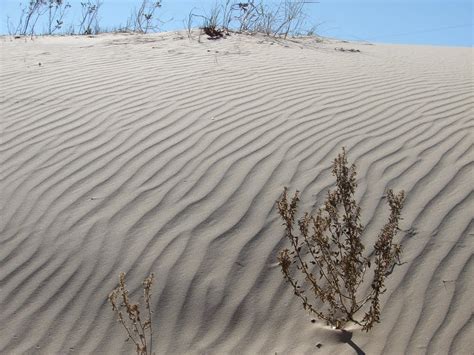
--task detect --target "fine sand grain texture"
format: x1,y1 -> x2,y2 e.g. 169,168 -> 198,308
0,32 -> 473,354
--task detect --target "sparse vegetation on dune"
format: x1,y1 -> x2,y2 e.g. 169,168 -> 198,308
277,148 -> 405,331
7,0 -> 102,36
7,0 -> 71,36
6,0 -> 319,39
7,0 -> 162,36
189,0 -> 317,40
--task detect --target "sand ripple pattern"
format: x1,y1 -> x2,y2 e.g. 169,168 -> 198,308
1,34 -> 473,354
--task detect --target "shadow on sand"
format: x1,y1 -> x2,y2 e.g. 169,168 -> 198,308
338,330 -> 365,355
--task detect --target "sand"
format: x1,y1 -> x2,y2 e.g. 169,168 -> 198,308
0,31 -> 472,354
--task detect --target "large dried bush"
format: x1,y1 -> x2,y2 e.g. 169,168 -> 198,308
277,148 -> 405,331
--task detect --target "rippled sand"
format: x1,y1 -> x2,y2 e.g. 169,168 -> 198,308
1,32 -> 472,354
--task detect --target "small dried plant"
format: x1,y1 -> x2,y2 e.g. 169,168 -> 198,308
47,0 -> 71,35
78,0 -> 102,35
129,0 -> 162,34
277,148 -> 405,331
7,0 -> 70,36
108,272 -> 155,355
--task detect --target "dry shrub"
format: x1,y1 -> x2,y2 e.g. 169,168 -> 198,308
108,272 -> 155,355
277,148 -> 405,331
191,0 -> 314,40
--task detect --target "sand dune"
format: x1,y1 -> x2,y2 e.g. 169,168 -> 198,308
0,32 -> 472,354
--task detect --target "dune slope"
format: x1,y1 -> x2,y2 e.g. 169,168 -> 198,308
0,32 -> 473,354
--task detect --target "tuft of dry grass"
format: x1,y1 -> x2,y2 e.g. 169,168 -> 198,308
108,272 -> 155,355
277,147 -> 405,331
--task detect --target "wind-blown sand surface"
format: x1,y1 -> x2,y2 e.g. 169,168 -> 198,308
0,32 -> 472,354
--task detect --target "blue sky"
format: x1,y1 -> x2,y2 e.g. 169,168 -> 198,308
1,0 -> 472,46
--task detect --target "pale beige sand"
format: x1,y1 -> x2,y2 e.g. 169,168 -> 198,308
0,32 -> 473,354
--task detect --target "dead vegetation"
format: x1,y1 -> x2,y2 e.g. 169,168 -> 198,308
335,47 -> 361,53
277,148 -> 405,331
189,0 -> 317,40
108,272 -> 155,355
